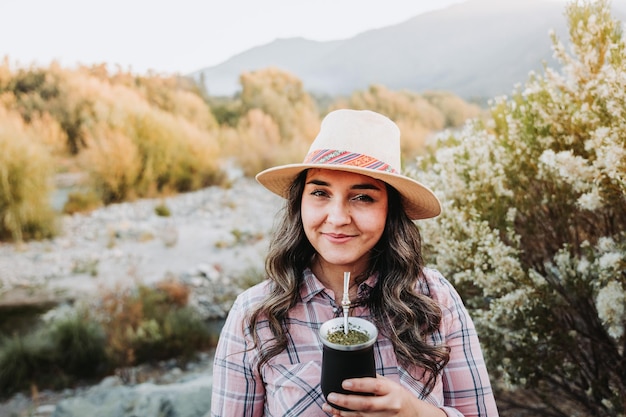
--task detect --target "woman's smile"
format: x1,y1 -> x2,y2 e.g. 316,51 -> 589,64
322,232 -> 356,242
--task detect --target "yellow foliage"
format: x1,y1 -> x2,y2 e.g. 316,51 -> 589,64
332,84 -> 480,159
422,90 -> 483,127
28,111 -> 68,155
0,58 -> 484,236
136,76 -> 218,130
82,123 -> 141,203
47,65 -> 225,201
0,107 -> 57,241
240,67 -> 320,146
91,65 -> 218,130
222,109 -> 284,176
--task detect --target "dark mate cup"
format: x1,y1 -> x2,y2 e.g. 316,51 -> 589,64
319,317 -> 378,411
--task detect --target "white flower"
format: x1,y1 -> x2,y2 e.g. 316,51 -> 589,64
577,189 -> 603,211
598,252 -> 623,272
596,281 -> 626,340
597,237 -> 616,252
576,257 -> 591,275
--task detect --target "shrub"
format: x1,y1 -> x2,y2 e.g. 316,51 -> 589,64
3,63 -> 228,211
63,190 -> 103,214
0,314 -> 107,398
415,1 -> 625,415
154,202 -> 171,217
209,97 -> 241,127
421,90 -> 484,128
239,67 -> 320,144
95,280 -> 212,368
136,74 -> 218,131
0,107 -> 57,242
136,307 -> 212,363
48,315 -> 108,378
219,109 -> 288,176
0,281 -> 212,397
81,124 -> 141,203
0,333 -> 52,397
231,68 -> 320,175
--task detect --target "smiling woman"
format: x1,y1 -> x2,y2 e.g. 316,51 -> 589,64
210,109 -> 499,416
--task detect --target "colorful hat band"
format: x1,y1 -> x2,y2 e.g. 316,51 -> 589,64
304,149 -> 398,174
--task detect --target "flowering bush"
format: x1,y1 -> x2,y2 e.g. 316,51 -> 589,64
414,1 -> 625,415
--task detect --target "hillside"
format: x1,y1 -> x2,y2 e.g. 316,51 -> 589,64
193,0 -> 624,100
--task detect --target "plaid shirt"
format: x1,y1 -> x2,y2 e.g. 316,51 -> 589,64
210,268 -> 499,417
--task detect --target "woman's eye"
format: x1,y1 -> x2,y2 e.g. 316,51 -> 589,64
310,189 -> 328,197
353,194 -> 374,202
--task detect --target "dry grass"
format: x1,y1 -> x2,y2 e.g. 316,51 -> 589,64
0,62 -> 483,244
0,107 -> 57,242
82,124 -> 141,203
64,66 -> 226,202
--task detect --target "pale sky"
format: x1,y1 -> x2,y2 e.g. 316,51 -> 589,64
1,0 -> 570,76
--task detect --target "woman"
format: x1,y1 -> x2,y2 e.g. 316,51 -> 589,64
210,109 -> 499,416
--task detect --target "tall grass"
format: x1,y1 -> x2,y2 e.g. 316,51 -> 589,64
81,125 -> 141,203
134,74 -> 219,130
0,61 -> 482,242
0,107 -> 57,241
220,108 -> 309,176
71,67 -> 226,203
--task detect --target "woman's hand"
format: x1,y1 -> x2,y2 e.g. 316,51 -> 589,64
322,375 -> 447,417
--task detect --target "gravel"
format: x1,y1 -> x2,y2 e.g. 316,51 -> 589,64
0,177 -> 284,416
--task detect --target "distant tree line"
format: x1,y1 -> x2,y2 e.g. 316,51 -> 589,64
0,59 -> 480,242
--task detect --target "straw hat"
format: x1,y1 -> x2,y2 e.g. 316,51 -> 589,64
255,109 -> 441,220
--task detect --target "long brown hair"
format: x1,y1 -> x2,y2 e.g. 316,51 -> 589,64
247,170 -> 450,395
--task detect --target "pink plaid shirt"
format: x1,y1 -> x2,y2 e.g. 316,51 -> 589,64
210,268 -> 499,416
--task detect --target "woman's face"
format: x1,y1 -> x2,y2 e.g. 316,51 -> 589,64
301,168 -> 388,275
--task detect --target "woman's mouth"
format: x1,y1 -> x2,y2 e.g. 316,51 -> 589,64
323,233 -> 354,243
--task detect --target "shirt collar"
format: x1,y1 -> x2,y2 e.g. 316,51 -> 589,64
300,268 -> 379,303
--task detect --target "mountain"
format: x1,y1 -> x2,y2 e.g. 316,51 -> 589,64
193,0 -> 624,100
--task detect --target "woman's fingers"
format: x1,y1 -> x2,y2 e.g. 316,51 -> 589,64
322,375 -> 396,414
325,391 -> 379,414
342,375 -> 388,395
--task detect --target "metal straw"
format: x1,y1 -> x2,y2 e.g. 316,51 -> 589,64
342,272 -> 351,334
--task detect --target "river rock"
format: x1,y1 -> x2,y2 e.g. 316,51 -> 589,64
52,375 -> 212,417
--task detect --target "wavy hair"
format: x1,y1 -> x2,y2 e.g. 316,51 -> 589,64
246,170 -> 450,395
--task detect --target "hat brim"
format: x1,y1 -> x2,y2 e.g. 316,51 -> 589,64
256,163 -> 441,220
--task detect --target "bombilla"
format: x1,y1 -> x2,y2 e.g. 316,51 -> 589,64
342,272 -> 351,334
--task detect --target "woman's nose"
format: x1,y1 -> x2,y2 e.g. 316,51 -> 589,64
326,199 -> 351,225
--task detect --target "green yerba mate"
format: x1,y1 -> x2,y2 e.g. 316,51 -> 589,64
327,328 -> 370,345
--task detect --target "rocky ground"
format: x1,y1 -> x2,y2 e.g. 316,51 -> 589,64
0,351 -> 216,417
0,176 -> 284,417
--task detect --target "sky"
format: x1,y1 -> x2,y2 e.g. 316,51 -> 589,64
1,0 -> 570,76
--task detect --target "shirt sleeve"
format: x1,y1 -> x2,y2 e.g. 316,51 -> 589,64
210,294 -> 265,417
428,270 -> 500,417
